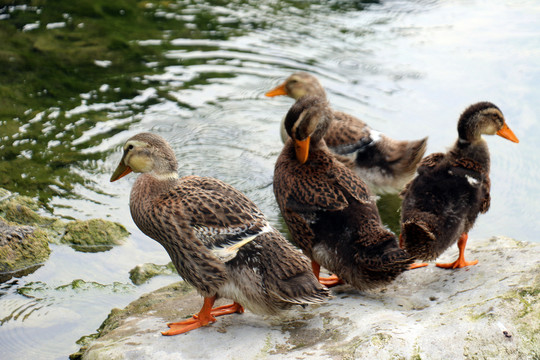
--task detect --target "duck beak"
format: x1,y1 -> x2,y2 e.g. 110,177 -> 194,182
294,137 -> 311,164
265,82 -> 287,97
496,123 -> 519,143
110,160 -> 132,182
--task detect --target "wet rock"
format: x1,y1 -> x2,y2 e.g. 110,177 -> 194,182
73,237 -> 539,360
0,187 -> 129,254
0,188 -> 62,230
60,218 -> 129,252
0,217 -> 50,273
129,262 -> 178,285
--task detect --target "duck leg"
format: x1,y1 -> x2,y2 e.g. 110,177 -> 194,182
312,260 -> 343,287
204,302 -> 244,317
399,234 -> 428,270
436,233 -> 478,269
162,296 -> 244,336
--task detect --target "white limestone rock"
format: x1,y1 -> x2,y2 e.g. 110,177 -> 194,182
73,236 -> 540,360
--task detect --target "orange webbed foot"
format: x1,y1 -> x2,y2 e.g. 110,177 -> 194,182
207,302 -> 244,317
312,260 -> 343,287
436,258 -> 478,269
408,262 -> 429,270
161,297 -> 244,336
436,233 -> 478,269
163,314 -> 216,336
319,274 -> 344,287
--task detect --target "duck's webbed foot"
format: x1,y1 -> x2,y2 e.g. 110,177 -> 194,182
436,233 -> 478,269
162,296 -> 243,336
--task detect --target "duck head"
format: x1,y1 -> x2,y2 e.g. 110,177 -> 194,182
284,96 -> 333,164
457,102 -> 519,144
110,132 -> 178,182
266,72 -> 326,100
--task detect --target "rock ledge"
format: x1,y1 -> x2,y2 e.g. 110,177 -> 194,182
74,237 -> 539,360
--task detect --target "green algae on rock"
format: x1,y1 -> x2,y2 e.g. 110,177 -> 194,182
60,218 -> 129,252
0,187 -> 67,239
129,262 -> 178,285
0,188 -> 51,225
0,218 -> 50,273
0,187 -> 129,254
18,279 -> 135,299
70,281 -> 194,359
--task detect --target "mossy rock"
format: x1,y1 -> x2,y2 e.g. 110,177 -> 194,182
129,262 -> 178,285
0,218 -> 50,273
72,281 -> 194,357
0,187 -> 66,237
0,187 -> 130,254
61,218 -> 129,250
0,188 -> 50,225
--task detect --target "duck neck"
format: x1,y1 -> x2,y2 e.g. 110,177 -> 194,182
451,138 -> 491,172
129,173 -> 179,236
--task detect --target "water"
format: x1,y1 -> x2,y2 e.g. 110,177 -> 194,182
1,0 -> 539,358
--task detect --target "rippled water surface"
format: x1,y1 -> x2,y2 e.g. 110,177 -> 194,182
1,0 -> 539,358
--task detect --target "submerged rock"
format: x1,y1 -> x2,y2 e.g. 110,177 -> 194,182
73,237 -> 539,360
18,279 -> 135,299
129,262 -> 178,285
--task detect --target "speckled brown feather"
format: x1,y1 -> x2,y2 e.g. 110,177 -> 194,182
271,72 -> 427,193
274,97 -> 413,290
122,133 -> 329,315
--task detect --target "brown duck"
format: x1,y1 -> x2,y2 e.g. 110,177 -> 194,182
266,72 -> 427,193
273,96 -> 413,289
400,102 -> 519,269
110,132 -> 329,335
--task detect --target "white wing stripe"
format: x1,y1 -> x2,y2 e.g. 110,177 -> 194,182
210,223 -> 273,262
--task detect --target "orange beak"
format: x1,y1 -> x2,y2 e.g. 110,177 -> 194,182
110,161 -> 133,182
265,82 -> 287,97
496,123 -> 519,143
294,137 -> 311,164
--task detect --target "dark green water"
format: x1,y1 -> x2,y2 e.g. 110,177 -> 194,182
1,0 -> 539,358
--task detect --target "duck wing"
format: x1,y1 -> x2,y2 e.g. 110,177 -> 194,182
274,145 -> 372,254
451,158 -> 491,214
327,111 -> 427,192
324,111 -> 372,151
400,152 -> 445,198
274,146 -> 372,213
175,177 -> 272,260
150,176 -> 271,295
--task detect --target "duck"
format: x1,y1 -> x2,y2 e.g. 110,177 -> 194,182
266,72 -> 427,194
273,96 -> 413,289
399,102 -> 519,269
110,132 -> 330,335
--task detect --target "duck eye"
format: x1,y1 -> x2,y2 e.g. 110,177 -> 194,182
127,144 -> 134,151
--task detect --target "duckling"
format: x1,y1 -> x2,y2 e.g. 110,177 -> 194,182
266,72 -> 427,193
400,102 -> 519,269
110,132 -> 329,335
273,96 -> 413,289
